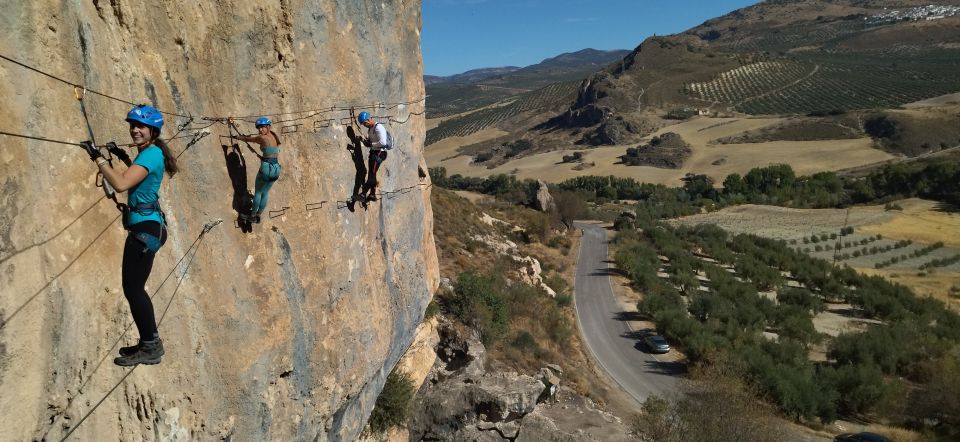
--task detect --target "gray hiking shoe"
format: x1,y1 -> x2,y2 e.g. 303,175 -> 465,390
114,339 -> 164,366
119,341 -> 141,357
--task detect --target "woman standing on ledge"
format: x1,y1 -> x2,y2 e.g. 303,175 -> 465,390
81,104 -> 178,366
231,117 -> 282,223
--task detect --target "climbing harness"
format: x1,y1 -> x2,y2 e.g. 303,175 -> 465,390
122,200 -> 167,253
261,157 -> 281,182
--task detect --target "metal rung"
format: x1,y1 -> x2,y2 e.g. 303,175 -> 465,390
305,201 -> 327,211
281,124 -> 301,134
268,206 -> 291,218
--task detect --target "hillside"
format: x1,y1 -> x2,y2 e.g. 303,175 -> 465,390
556,0 -> 960,144
425,0 -> 960,186
0,2 -> 434,441
425,48 -> 629,117
424,66 -> 520,86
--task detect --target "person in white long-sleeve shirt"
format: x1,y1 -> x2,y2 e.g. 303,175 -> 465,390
357,111 -> 391,202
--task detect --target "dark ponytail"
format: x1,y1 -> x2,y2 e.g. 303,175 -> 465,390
270,130 -> 282,146
150,128 -> 179,177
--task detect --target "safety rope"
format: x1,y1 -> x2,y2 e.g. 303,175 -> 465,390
0,130 -> 88,147
0,54 -> 192,119
389,110 -> 426,125
333,183 -> 432,210
1,50 -> 425,133
52,219 -> 223,442
74,86 -> 124,211
174,129 -> 212,160
0,214 -> 120,331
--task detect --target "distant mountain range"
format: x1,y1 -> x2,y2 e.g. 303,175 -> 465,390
425,67 -> 520,86
426,0 -> 960,150
425,48 -> 630,117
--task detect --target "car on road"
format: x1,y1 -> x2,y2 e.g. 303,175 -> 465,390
833,432 -> 891,442
642,335 -> 670,354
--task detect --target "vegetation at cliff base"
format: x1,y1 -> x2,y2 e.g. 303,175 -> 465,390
368,369 -> 416,434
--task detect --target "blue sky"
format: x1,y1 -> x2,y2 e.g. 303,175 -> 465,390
423,0 -> 759,76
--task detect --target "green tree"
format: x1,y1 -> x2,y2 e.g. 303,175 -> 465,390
723,173 -> 747,196
368,369 -> 416,434
451,271 -> 509,343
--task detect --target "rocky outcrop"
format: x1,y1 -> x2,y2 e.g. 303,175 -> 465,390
581,115 -> 658,146
0,2 -> 434,441
471,235 -> 556,297
620,132 -> 692,168
534,180 -> 556,212
395,318 -> 441,394
410,325 -> 631,441
517,256 -> 557,298
411,329 -> 547,440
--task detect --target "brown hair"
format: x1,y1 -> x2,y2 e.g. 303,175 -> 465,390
150,128 -> 179,177
270,130 -> 282,146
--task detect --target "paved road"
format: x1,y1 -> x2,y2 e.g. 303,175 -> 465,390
573,222 -> 680,403
573,223 -> 831,442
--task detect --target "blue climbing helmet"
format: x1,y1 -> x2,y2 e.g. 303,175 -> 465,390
357,111 -> 371,124
125,105 -> 164,130
256,117 -> 272,127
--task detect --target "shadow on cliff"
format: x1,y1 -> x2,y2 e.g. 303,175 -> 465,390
221,138 -> 253,232
345,126 -> 367,212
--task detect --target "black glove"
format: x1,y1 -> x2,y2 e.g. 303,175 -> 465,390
80,140 -> 103,161
106,142 -> 131,165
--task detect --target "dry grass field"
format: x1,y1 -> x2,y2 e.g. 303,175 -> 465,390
423,126 -> 509,168
902,91 -> 960,108
858,200 -> 960,248
425,116 -> 894,185
861,268 -> 960,311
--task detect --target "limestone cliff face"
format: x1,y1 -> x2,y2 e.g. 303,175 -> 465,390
0,1 -> 436,441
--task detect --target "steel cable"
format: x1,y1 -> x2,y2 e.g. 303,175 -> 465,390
52,219 -> 222,441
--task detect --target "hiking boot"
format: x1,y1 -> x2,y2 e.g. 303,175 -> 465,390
118,341 -> 141,357
252,214 -> 262,224
114,338 -> 164,366
366,194 -> 378,202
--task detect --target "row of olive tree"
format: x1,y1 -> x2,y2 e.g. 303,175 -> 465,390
614,223 -> 960,429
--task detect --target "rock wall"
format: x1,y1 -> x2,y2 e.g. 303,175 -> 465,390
0,1 -> 436,441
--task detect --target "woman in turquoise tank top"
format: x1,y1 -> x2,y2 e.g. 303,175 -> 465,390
82,105 -> 178,366
231,117 -> 282,224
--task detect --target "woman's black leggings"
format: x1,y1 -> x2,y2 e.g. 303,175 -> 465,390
122,221 -> 167,341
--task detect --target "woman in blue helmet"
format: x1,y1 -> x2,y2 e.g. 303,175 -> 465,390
230,117 -> 281,223
82,105 -> 178,366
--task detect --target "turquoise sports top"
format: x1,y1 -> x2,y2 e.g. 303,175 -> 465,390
127,145 -> 165,225
262,146 -> 280,156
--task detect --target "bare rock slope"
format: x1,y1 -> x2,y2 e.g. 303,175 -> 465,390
411,325 -> 632,441
0,1 -> 436,441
